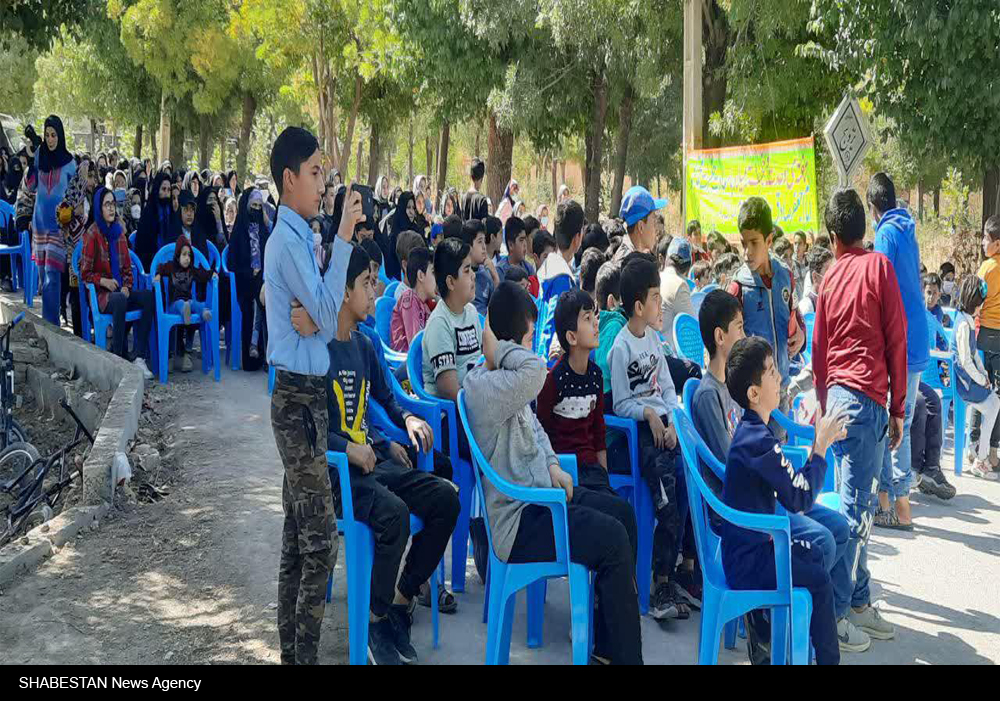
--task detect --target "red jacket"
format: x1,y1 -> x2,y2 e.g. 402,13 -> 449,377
79,222 -> 134,313
813,247 -> 908,419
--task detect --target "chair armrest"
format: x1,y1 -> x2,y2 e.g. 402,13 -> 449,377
326,451 -> 355,522
771,409 -> 814,447
557,454 -> 578,485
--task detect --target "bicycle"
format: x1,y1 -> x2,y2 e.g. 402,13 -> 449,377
0,397 -> 95,547
1,311 -> 28,450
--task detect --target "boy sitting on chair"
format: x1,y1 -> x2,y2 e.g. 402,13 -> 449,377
463,281 -> 642,665
296,242 -> 459,666
721,336 -> 846,666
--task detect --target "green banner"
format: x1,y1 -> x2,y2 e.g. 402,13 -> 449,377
685,137 -> 819,240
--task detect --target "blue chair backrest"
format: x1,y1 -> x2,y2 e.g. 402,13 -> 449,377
129,251 -> 147,289
691,290 -> 706,316
682,376 -> 699,413
685,277 -> 696,291
701,283 -> 719,294
0,200 -> 13,228
128,231 -> 136,250
407,331 -> 431,401
673,312 -> 704,366
71,241 -> 82,277
375,296 -> 395,344
804,311 -> 815,349
206,241 -> 222,271
221,245 -> 231,274
384,281 -> 400,299
150,243 -> 212,305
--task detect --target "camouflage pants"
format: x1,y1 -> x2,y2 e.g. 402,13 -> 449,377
272,371 -> 339,665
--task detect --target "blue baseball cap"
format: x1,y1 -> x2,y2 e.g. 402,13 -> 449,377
667,237 -> 692,264
619,186 -> 668,227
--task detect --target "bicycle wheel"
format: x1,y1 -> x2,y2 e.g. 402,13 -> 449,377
0,419 -> 26,451
0,441 -> 42,495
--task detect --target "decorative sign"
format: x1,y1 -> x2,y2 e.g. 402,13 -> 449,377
685,137 -> 820,239
824,93 -> 871,186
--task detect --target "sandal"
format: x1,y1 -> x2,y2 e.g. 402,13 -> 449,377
874,507 -> 913,531
418,582 -> 458,614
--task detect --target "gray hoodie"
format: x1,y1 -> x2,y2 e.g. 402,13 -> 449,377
462,340 -> 559,561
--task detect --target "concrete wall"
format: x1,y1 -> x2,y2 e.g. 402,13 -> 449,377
0,297 -> 144,505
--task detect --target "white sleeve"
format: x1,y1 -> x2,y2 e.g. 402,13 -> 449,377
957,319 -> 989,387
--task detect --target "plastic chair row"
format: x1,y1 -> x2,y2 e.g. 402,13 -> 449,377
0,202 -> 35,306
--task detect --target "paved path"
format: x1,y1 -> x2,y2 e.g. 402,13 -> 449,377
1,364 -> 997,665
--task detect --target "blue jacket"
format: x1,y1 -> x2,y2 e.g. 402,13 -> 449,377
734,256 -> 793,385
875,208 -> 928,372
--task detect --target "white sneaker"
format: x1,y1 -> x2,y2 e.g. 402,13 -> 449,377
848,604 -> 895,641
133,357 -> 153,380
971,461 -> 999,481
837,617 -> 872,652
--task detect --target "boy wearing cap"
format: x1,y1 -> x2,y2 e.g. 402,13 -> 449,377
613,186 -> 667,266
660,237 -> 695,352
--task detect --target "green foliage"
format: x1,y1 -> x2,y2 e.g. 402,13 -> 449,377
0,33 -> 39,118
0,0 -> 97,50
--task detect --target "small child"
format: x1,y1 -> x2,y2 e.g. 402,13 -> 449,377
309,217 -> 326,271
595,261 -> 625,399
938,261 -> 956,306
607,253 -> 687,620
390,246 -> 434,353
501,265 -> 531,294
690,260 -> 711,291
463,281 -> 642,665
496,216 -> 536,282
722,336 -> 847,666
712,251 -> 740,290
360,237 -> 386,299
394,230 -> 427,302
154,237 -> 217,372
953,276 -> 1000,480
460,220 -> 496,316
579,248 -> 607,300
798,246 -> 833,316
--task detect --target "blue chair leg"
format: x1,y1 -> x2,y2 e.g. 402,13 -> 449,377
157,326 -> 171,384
526,580 -> 545,648
484,566 -> 509,665
635,483 -> 654,615
431,556 -> 440,649
568,564 -> 592,665
790,590 -> 812,665
738,615 -> 746,640
482,561 -> 490,624
450,459 -> 473,593
724,619 -> 738,650
345,525 -> 375,666
495,584 -> 517,666
698,594 -> 723,665
954,395 -> 965,476
770,605 -> 790,666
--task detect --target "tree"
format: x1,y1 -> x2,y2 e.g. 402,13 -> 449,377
0,33 -> 39,119
1,1 -> 96,49
809,0 -> 1000,225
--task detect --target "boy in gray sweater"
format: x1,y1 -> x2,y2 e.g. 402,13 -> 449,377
463,281 -> 642,665
607,253 -> 687,621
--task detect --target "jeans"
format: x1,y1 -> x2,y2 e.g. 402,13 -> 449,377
879,371 -> 920,500
41,268 -> 61,326
966,392 -> 1000,463
790,504 -> 851,619
911,383 -> 943,474
827,385 -> 888,611
169,298 -> 207,320
103,289 -> 155,361
333,459 -> 460,617
971,326 -> 1000,449
637,418 -> 683,580
509,486 -> 643,665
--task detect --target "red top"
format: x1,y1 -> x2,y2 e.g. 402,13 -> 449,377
536,357 -> 606,466
813,247 -> 909,419
79,222 -> 134,313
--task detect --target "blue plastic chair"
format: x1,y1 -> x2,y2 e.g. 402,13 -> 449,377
128,231 -> 137,250
149,243 -> 220,383
267,364 -> 275,394
685,277 -> 696,291
71,241 -> 149,352
384,281 -> 400,299
374,296 -> 408,368
674,408 -> 813,665
701,283 -> 719,294
458,391 -> 594,665
220,245 -> 242,371
673,312 -> 704,366
603,415 -> 653,615
691,290 -> 707,317
769,409 -> 838,501
0,202 -> 34,306
406,331 -> 475,593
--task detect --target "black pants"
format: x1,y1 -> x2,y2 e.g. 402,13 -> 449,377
911,382 -> 942,474
577,462 -> 638,571
335,459 -> 459,617
104,289 -> 154,361
637,418 -> 683,580
60,270 -> 83,339
971,326 -> 1000,449
509,486 -> 643,665
666,355 -> 702,396
236,271 -> 265,371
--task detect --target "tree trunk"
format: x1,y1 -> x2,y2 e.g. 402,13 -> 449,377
339,70 -> 362,177
551,159 -> 558,204
158,91 -> 170,165
437,121 -> 450,196
560,161 -> 566,190
916,180 -> 925,222
220,136 -> 227,172
984,166 -> 1000,228
425,136 -> 433,187
486,110 -> 514,209
356,137 -> 364,184
198,114 -> 212,170
933,187 -> 940,217
475,120 -> 482,157
133,123 -> 143,158
702,0 -> 730,149
367,124 -> 381,187
584,129 -> 592,193
89,119 -> 97,155
609,83 -> 634,218
169,121 -> 185,169
585,62 -> 608,222
434,128 -> 441,184
407,115 -> 414,186
236,92 -> 257,184
150,120 -> 159,165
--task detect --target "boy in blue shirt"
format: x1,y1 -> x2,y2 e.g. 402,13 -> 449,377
722,336 -> 847,665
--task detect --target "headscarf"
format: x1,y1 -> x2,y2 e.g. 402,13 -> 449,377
135,171 -> 178,270
229,187 -> 268,277
38,115 -> 73,173
131,161 -> 147,206
94,187 -> 124,285
227,170 -> 240,195
374,176 -> 389,203
557,184 -> 569,203
386,191 -> 416,280
193,185 -> 227,256
2,152 -> 24,203
182,170 -> 202,196
440,189 -> 460,219
496,178 -> 519,224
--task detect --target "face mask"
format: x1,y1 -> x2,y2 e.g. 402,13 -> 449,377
313,232 -> 323,248
540,216 -> 549,228
942,280 -> 956,298
83,200 -> 90,219
131,204 -> 142,220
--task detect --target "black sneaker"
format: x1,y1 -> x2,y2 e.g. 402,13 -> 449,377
387,604 -> 418,665
368,617 -> 401,666
918,468 -> 957,500
649,581 -> 679,621
745,611 -> 771,665
673,570 -> 702,610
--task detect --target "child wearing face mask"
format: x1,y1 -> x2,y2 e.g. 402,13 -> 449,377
154,238 -> 217,372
